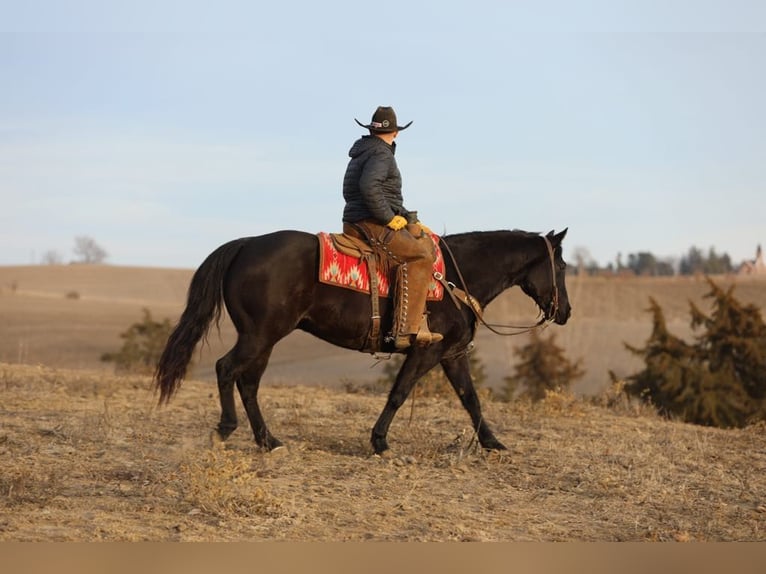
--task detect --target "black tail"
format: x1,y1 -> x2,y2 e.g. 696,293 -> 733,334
154,238 -> 248,404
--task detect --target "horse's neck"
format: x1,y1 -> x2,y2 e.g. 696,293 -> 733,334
446,232 -> 539,305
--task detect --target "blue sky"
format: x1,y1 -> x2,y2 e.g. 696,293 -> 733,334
1,1 -> 764,268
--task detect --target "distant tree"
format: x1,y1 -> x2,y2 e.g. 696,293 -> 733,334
703,247 -> 732,274
622,278 -> 766,427
627,252 -> 654,276
616,252 -> 624,271
571,246 -> 597,276
101,308 -> 173,374
679,246 -> 732,275
626,252 -> 674,276
73,236 -> 108,264
501,330 -> 585,401
679,246 -> 704,275
41,250 -> 63,265
551,244 -> 734,277
657,260 -> 675,276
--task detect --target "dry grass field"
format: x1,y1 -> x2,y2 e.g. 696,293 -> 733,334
1,362 -> 764,542
1,264 -> 766,541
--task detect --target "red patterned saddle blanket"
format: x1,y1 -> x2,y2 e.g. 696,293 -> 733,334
317,232 -> 445,301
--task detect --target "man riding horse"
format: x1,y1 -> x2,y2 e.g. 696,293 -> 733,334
342,106 -> 443,350
154,106 -> 572,454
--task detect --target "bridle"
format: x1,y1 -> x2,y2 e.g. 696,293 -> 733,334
436,234 -> 560,337
539,235 -> 560,323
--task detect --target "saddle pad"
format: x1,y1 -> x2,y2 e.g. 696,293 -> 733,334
317,232 -> 445,301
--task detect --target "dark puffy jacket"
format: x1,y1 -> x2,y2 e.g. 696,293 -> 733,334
342,135 -> 411,224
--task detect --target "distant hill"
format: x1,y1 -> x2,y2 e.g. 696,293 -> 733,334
2,264 -> 766,395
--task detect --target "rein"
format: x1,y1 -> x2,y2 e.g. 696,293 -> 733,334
436,235 -> 559,336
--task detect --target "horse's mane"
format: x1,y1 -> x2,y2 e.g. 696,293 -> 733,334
442,229 -> 543,241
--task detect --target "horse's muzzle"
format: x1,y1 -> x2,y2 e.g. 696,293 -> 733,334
553,304 -> 571,325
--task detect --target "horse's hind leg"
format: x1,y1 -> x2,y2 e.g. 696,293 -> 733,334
214,339 -> 281,450
214,350 -> 239,441
236,348 -> 282,450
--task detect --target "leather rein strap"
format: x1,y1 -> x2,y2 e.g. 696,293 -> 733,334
435,235 -> 559,336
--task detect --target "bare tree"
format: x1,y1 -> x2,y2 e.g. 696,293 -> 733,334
73,236 -> 108,264
571,246 -> 596,275
41,250 -> 64,265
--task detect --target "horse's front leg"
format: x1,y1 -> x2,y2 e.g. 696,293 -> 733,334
441,354 -> 506,451
371,375 -> 418,455
371,351 -> 439,454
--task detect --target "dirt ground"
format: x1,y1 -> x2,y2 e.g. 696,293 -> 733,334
1,362 -> 764,542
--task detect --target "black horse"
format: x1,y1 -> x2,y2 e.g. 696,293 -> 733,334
155,228 -> 571,454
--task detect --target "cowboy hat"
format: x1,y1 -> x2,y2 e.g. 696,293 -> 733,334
354,106 -> 413,133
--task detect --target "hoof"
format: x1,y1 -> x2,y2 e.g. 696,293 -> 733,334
371,434 -> 389,456
210,430 -> 227,449
268,444 -> 288,457
215,424 -> 237,441
482,440 -> 507,452
259,436 -> 283,452
372,449 -> 394,459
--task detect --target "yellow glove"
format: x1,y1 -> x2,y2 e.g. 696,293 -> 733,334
387,215 -> 408,231
417,221 -> 432,234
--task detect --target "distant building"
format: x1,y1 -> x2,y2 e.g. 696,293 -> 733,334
739,244 -> 766,275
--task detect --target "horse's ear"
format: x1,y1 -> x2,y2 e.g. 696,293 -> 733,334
547,228 -> 568,245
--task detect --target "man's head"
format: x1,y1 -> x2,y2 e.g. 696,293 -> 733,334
375,130 -> 398,144
355,106 -> 412,135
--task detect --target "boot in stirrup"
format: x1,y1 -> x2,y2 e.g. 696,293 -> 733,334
394,314 -> 443,350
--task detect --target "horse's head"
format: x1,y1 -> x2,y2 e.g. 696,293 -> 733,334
519,229 -> 572,325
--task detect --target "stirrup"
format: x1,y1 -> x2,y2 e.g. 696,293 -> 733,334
414,330 -> 443,346
394,314 -> 443,350
416,313 -> 442,346
394,331 -> 443,350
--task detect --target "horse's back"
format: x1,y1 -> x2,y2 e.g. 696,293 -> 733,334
241,229 -> 317,250
225,230 -> 318,280
220,231 -> 319,327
